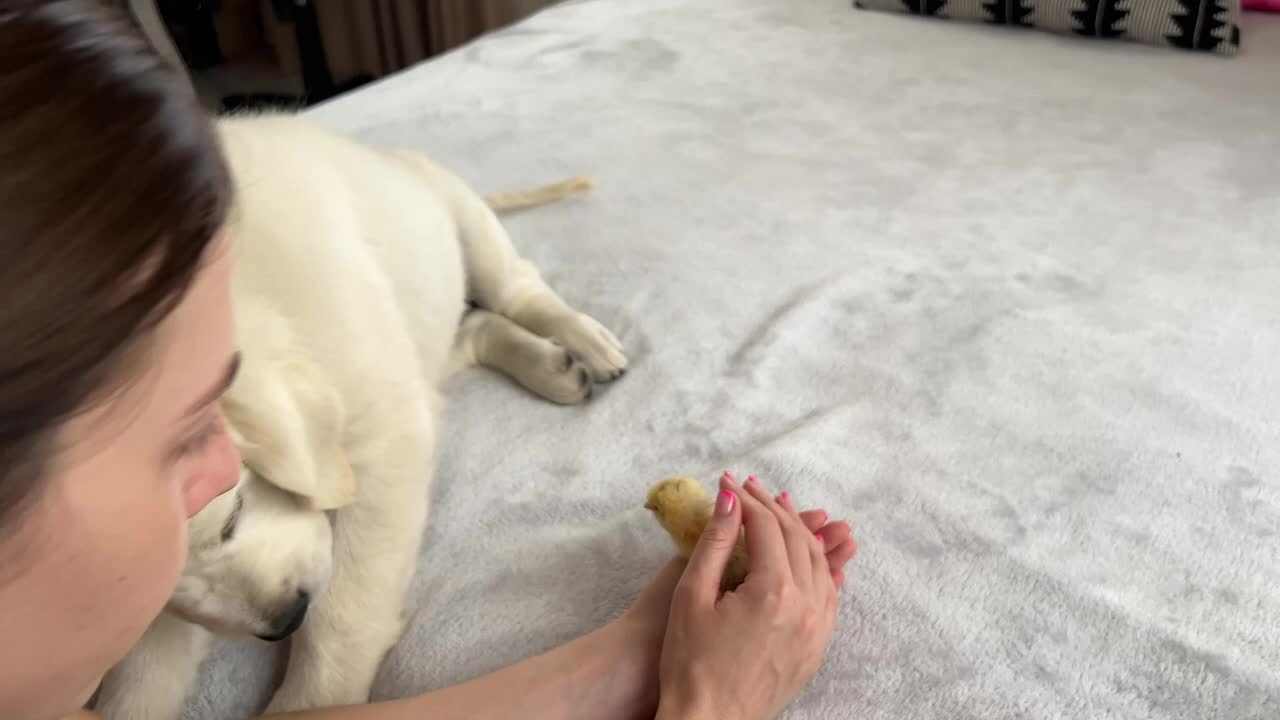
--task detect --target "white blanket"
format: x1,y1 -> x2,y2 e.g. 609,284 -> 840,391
187,1 -> 1280,718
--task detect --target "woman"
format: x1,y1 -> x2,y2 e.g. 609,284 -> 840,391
0,3 -> 858,720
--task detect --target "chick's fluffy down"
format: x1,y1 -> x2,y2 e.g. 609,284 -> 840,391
645,477 -> 748,592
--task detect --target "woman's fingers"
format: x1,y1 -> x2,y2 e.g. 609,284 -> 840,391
776,489 -> 825,590
734,475 -> 791,580
793,515 -> 856,584
818,521 -> 852,554
677,475 -> 745,608
799,509 -> 829,532
825,537 -> 858,588
727,474 -> 858,590
798,509 -> 830,590
743,476 -> 812,588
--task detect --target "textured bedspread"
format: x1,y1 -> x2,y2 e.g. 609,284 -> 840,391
186,2 -> 1280,718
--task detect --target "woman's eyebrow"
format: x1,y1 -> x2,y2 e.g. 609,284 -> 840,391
183,351 -> 241,418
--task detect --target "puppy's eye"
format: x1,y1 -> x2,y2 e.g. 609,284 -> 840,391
221,493 -> 244,543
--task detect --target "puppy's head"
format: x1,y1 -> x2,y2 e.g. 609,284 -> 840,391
167,354 -> 355,641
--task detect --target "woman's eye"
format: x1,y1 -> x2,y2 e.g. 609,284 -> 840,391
176,414 -> 223,458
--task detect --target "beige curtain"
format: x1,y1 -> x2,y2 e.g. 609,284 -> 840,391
305,0 -> 557,81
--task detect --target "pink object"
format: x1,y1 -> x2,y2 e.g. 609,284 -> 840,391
1245,0 -> 1280,12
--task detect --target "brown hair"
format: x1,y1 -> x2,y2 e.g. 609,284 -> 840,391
0,1 -> 232,532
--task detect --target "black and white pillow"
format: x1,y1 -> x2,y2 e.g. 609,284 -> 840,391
854,0 -> 1243,56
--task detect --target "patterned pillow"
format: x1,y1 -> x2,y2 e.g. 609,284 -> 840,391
854,0 -> 1243,56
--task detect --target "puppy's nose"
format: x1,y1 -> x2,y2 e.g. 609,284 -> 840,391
256,591 -> 311,642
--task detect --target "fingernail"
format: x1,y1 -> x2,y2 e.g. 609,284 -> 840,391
723,470 -> 736,481
779,491 -> 790,503
716,490 -> 736,516
747,475 -> 758,485
815,532 -> 825,545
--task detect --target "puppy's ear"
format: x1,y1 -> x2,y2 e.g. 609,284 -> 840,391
223,354 -> 356,511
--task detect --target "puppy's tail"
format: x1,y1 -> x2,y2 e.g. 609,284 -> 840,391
483,176 -> 593,214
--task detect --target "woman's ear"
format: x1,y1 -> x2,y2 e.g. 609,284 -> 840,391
223,353 -> 355,511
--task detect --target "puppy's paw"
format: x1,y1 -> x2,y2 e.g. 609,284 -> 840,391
547,312 -> 627,383
521,342 -> 595,405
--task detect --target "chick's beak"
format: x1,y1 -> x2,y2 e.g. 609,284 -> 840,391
643,501 -> 656,512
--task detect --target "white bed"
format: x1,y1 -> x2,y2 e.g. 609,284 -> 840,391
185,1 -> 1280,718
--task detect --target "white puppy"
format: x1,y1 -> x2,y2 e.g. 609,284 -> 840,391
93,113 -> 626,719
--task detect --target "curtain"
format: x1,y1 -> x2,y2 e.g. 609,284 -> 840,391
122,0 -> 191,83
309,0 -> 557,81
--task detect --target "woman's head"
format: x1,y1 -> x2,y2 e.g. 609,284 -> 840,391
0,2 -> 243,717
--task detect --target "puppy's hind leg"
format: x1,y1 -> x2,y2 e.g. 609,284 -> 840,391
452,307 -> 595,405
408,158 -> 627,384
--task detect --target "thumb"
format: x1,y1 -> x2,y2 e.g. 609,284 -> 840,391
679,475 -> 743,606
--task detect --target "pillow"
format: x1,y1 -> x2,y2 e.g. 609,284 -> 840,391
854,0 -> 1243,56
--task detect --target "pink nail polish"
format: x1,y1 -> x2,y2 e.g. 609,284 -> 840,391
723,470 -> 736,481
780,491 -> 790,503
815,532 -> 825,545
716,490 -> 736,516
747,475 -> 758,485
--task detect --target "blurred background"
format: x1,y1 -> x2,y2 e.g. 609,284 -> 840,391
120,0 -> 559,110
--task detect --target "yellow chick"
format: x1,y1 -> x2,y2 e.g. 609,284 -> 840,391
645,477 -> 749,592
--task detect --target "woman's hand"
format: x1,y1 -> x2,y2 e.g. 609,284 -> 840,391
655,473 -> 854,720
623,486 -> 853,638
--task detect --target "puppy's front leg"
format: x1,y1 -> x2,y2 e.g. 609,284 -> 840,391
94,613 -> 211,720
263,492 -> 428,713
264,422 -> 434,714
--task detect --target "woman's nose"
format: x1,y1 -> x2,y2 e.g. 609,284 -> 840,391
184,427 -> 242,518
